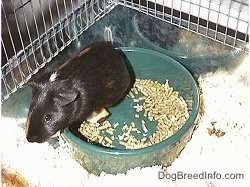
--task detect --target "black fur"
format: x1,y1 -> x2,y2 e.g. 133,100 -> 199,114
26,42 -> 134,143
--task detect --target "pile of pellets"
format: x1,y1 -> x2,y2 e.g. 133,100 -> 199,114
79,79 -> 190,149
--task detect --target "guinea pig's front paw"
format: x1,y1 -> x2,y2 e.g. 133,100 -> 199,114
86,108 -> 110,124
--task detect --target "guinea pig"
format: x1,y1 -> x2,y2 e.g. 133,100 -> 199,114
26,42 -> 134,143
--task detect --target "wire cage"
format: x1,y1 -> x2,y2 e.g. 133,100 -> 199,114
1,0 -> 249,102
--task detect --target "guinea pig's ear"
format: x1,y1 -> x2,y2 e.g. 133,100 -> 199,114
53,88 -> 79,106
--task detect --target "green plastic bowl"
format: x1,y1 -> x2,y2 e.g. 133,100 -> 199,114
61,48 -> 200,175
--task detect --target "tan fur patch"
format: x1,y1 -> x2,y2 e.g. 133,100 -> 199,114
57,47 -> 91,70
78,47 -> 91,57
57,58 -> 72,70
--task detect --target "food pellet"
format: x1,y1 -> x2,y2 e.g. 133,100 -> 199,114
141,120 -> 148,133
135,114 -> 140,118
113,123 -> 119,128
104,136 -> 113,144
128,92 -> 135,98
78,79 -> 190,149
106,128 -> 114,135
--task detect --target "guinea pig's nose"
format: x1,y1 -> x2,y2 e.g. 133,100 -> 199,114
26,135 -> 42,143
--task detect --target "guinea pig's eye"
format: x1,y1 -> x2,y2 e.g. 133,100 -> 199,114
44,114 -> 52,123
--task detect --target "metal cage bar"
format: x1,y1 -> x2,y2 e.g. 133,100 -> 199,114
1,0 -> 116,102
118,0 -> 249,49
1,0 -> 249,102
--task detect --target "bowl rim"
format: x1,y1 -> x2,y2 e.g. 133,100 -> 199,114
61,47 -> 200,156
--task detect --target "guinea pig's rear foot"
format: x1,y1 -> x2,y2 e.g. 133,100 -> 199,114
86,108 -> 109,124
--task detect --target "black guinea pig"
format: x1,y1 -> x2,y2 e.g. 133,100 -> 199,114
26,42 -> 134,143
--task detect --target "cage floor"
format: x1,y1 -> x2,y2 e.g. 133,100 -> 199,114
1,5 -> 250,187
